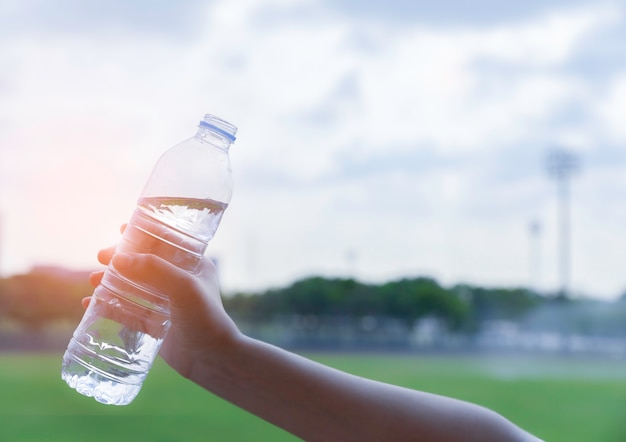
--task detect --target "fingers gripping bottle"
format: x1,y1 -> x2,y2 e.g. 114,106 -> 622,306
61,114 -> 236,405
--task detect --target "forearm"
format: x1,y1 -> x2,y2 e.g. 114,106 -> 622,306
188,334 -> 540,441
192,334 -> 361,440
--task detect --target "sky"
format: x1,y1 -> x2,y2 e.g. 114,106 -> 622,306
1,0 -> 626,299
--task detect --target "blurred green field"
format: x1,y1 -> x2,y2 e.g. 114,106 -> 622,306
1,352 -> 625,441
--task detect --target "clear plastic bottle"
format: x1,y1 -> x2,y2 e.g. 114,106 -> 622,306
61,114 -> 237,405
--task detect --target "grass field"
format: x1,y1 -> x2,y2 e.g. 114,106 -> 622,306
1,352 -> 625,441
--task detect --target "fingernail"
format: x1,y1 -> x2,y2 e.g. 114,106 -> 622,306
113,253 -> 133,269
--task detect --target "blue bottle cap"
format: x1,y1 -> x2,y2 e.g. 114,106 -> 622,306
199,114 -> 237,142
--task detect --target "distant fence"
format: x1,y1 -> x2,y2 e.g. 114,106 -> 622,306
234,315 -> 626,357
4,315 -> 626,358
0,328 -> 72,352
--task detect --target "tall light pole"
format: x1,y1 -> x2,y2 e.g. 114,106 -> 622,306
528,220 -> 541,294
547,149 -> 579,298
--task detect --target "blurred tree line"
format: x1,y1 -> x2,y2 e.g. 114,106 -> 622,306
223,276 -> 542,333
0,267 -> 543,333
0,267 -> 91,330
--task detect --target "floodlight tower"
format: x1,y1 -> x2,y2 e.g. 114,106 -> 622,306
547,149 -> 580,298
528,220 -> 542,294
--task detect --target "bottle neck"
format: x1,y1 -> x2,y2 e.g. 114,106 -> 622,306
195,114 -> 237,151
195,126 -> 234,151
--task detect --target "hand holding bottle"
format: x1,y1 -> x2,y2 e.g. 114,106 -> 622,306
87,244 -> 240,379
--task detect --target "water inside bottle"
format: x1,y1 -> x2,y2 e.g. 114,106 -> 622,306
61,197 -> 227,405
138,196 -> 228,244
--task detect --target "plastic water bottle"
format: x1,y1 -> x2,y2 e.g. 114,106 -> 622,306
61,113 -> 237,405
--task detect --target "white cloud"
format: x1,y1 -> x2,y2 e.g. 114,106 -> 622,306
594,73 -> 626,142
472,6 -> 620,65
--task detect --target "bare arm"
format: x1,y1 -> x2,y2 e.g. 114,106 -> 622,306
192,334 -> 539,442
91,251 -> 542,442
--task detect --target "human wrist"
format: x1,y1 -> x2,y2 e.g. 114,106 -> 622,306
187,322 -> 246,388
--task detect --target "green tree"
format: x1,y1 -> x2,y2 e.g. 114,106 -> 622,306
0,269 -> 91,329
